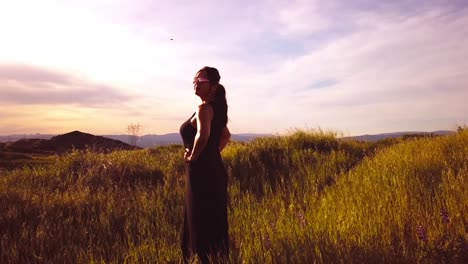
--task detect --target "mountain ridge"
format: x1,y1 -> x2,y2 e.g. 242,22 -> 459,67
0,130 -> 139,154
0,130 -> 455,147
0,132 -> 274,148
344,130 -> 454,142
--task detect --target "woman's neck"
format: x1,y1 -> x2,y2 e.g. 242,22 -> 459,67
202,96 -> 214,104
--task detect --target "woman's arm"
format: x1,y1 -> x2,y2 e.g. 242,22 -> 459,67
187,104 -> 213,162
219,126 -> 231,152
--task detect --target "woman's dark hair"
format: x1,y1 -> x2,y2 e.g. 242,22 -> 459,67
198,66 -> 228,126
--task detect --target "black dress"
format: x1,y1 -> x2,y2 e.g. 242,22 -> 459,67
179,102 -> 229,263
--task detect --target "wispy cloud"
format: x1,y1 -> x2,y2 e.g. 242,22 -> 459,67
0,64 -> 135,106
225,2 -> 468,133
306,79 -> 339,91
0,0 -> 467,135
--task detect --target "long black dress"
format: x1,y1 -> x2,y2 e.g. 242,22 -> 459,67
179,102 -> 229,263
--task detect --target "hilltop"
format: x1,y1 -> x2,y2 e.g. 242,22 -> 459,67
0,130 -> 139,154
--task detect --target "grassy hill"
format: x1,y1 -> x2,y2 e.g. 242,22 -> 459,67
0,130 -> 466,263
0,131 -> 139,170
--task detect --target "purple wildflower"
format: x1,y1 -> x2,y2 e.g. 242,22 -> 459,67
416,225 -> 428,242
440,208 -> 450,224
264,232 -> 272,250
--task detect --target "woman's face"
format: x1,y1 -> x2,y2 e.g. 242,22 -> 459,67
193,70 -> 211,98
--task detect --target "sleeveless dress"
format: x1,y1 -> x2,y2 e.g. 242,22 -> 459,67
179,102 -> 229,263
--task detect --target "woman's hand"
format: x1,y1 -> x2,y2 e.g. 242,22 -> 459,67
184,148 -> 191,159
184,148 -> 198,163
184,148 -> 192,162
185,155 -> 198,163
185,156 -> 194,163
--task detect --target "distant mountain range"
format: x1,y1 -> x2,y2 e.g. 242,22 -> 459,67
344,130 -> 455,142
0,130 -> 456,148
103,133 -> 272,148
0,132 -> 272,148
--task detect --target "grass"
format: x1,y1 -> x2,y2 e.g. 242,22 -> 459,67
0,151 -> 52,170
0,130 -> 466,263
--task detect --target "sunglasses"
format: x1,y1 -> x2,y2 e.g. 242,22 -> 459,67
193,77 -> 210,84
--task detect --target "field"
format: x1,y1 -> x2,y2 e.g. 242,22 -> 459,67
0,130 -> 467,263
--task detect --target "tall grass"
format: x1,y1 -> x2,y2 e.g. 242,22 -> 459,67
0,130 -> 466,263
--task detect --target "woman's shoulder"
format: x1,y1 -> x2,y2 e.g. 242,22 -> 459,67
197,102 -> 215,110
196,103 -> 214,116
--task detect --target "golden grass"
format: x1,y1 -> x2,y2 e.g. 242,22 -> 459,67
0,130 -> 466,263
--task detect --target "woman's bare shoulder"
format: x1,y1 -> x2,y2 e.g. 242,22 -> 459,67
196,103 -> 214,120
197,103 -> 214,113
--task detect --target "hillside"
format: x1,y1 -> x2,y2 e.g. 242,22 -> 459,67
0,130 -> 466,263
346,130 -> 454,142
0,130 -> 139,154
2,131 -> 454,146
0,132 -> 273,147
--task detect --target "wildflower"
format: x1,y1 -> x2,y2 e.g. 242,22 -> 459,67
270,221 -> 276,231
440,208 -> 450,224
298,211 -> 306,227
263,233 -> 272,250
416,225 -> 428,242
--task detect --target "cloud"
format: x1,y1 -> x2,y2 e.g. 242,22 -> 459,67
0,64 -> 135,106
305,79 -> 339,91
1,0 -> 467,135
0,109 -> 30,119
0,64 -> 72,85
223,3 -> 468,134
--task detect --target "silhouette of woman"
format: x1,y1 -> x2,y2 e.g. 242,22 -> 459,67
179,66 -> 231,263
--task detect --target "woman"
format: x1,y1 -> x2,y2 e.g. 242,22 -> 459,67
179,66 -> 231,263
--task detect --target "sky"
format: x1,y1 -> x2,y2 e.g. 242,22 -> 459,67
1,0 -> 467,136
